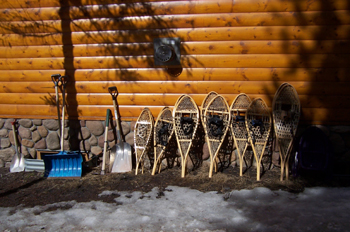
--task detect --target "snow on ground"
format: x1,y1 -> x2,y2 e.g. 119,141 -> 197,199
1,186 -> 350,232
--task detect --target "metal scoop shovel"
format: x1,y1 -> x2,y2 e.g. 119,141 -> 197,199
108,86 -> 132,173
9,119 -> 25,172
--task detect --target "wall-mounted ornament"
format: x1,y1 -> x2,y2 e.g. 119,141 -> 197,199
154,38 -> 181,67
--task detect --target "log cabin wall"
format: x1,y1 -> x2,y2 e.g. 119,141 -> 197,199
0,0 -> 350,125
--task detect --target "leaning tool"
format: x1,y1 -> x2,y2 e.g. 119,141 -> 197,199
9,119 -> 25,172
43,75 -> 83,178
173,94 -> 199,177
101,109 -> 111,175
230,93 -> 252,176
246,98 -> 272,181
203,95 -> 230,178
108,86 -> 132,173
134,107 -> 154,175
272,83 -> 300,181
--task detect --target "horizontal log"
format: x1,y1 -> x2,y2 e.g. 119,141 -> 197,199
1,81 -> 349,96
0,104 -> 164,120
2,40 -> 350,58
1,25 -> 349,46
185,40 -> 350,55
0,104 -> 349,125
0,68 -> 349,83
0,43 -> 153,58
0,0 -> 347,12
196,81 -> 350,96
182,54 -> 350,69
2,11 -> 350,34
1,54 -> 350,70
68,10 -> 350,29
0,93 -> 349,109
0,0 -> 163,8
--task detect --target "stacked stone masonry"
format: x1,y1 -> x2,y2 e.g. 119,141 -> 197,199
0,118 -> 135,168
1,118 -> 350,171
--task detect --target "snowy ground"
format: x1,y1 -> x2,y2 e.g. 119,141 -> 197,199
1,186 -> 350,232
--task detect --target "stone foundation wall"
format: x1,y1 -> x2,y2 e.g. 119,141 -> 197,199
1,117 -> 350,172
0,118 -> 136,167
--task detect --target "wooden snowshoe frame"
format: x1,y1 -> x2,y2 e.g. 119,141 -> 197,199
200,91 -> 218,127
200,92 -> 219,171
203,95 -> 231,178
272,83 -> 300,181
152,107 -> 175,175
173,95 -> 199,178
134,107 -> 154,175
229,93 -> 252,176
246,98 -> 272,181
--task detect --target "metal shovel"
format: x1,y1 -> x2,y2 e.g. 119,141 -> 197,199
9,119 -> 25,172
108,86 -> 132,173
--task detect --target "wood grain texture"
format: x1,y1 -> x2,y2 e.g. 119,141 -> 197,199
1,93 -> 349,110
0,0 -> 349,124
0,0 -> 347,12
1,81 -> 349,96
0,68 -> 349,82
1,25 -> 350,46
2,11 -> 350,34
0,104 -> 164,120
1,54 -> 350,70
2,40 -> 350,58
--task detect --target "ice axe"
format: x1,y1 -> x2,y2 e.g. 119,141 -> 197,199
108,86 -> 132,173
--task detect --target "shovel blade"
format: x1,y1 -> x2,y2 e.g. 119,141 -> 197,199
110,143 -> 132,173
10,153 -> 25,173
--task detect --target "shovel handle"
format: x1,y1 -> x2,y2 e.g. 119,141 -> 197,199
51,74 -> 61,86
101,109 -> 111,175
11,119 -> 16,126
105,109 -> 111,127
59,75 -> 69,87
108,86 -> 118,100
59,75 -> 69,152
108,86 -> 124,144
52,74 -> 62,137
11,119 -> 19,151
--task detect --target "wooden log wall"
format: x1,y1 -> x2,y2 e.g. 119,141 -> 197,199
0,0 -> 350,124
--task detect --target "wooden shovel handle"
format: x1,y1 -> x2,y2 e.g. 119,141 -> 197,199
101,109 -> 111,175
11,119 -> 19,151
108,86 -> 118,100
59,75 -> 69,87
59,75 -> 69,151
108,86 -> 123,143
51,74 -> 61,86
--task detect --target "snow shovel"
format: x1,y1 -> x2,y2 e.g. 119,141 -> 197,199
9,119 -> 25,172
108,86 -> 132,173
43,75 -> 83,178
